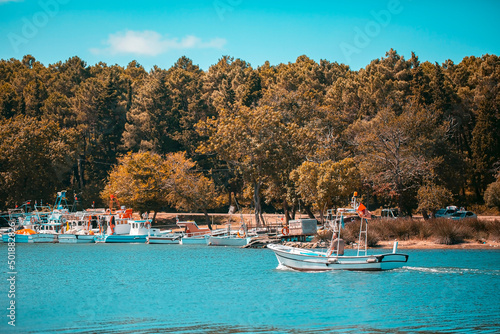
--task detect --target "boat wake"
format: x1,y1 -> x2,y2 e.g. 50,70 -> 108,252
274,264 -> 326,273
403,266 -> 500,276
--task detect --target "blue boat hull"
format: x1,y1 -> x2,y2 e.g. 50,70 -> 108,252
105,235 -> 147,243
2,233 -> 34,243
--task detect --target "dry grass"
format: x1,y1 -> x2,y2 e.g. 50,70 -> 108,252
431,219 -> 466,245
338,218 -> 500,246
335,220 -> 379,247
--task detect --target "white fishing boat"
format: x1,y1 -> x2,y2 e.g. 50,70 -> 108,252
206,224 -> 254,247
104,219 -> 162,243
58,234 -> 77,244
60,212 -> 96,243
207,234 -> 253,247
1,207 -> 36,243
177,220 -> 226,245
268,193 -> 409,271
179,235 -> 209,245
32,190 -> 70,243
2,229 -> 36,243
33,222 -> 62,243
75,231 -> 96,243
177,220 -> 212,245
147,233 -> 181,244
59,229 -> 96,243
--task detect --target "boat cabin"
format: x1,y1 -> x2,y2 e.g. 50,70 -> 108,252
177,221 -> 211,237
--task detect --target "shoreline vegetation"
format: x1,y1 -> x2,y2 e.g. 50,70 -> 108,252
151,213 -> 500,250
1,53 -> 500,227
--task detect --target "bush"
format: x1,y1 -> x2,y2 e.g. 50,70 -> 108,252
486,220 -> 500,241
342,220 -> 360,244
326,217 -> 499,246
369,218 -> 427,241
432,219 -> 466,245
342,220 -> 379,247
414,220 -> 433,240
366,233 -> 379,247
315,229 -> 332,243
484,178 -> 500,210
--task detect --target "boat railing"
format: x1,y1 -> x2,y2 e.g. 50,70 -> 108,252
211,228 -> 229,236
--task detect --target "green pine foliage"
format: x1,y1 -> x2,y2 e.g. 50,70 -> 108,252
0,51 -> 498,215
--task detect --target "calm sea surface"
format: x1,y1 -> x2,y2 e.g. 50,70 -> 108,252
1,243 -> 499,333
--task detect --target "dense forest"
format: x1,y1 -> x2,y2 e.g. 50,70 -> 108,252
0,50 -> 499,223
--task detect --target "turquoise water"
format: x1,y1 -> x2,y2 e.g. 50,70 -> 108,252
1,244 -> 500,333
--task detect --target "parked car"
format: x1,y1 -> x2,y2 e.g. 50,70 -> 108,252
435,207 -> 458,218
448,211 -> 477,220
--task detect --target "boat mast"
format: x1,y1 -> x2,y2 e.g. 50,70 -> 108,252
352,192 -> 368,256
327,208 -> 340,257
357,218 -> 368,256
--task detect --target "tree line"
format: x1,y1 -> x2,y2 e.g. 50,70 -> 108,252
0,50 -> 499,223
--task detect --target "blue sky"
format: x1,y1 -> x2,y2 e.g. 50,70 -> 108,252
0,0 -> 499,71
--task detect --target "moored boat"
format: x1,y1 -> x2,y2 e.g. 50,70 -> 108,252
176,220 -> 213,245
207,234 -> 253,247
147,234 -> 181,244
59,212 -> 96,243
104,219 -> 160,243
75,232 -> 96,243
58,234 -> 77,244
179,235 -> 209,245
103,234 -> 148,243
2,229 -> 36,243
206,224 -> 254,247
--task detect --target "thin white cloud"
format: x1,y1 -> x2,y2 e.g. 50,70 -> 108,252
90,30 -> 226,56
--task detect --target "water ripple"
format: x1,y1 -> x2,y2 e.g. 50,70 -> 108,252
403,266 -> 500,275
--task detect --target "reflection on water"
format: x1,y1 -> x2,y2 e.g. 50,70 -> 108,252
28,320 -> 500,334
1,245 -> 499,333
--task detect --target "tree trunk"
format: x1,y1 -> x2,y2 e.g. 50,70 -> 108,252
253,181 -> 262,227
304,205 -> 315,219
77,154 -> 85,189
152,210 -> 157,224
283,199 -> 291,223
259,212 -> 266,227
291,205 -> 296,220
320,202 -> 330,224
203,208 -> 212,230
422,210 -> 430,220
